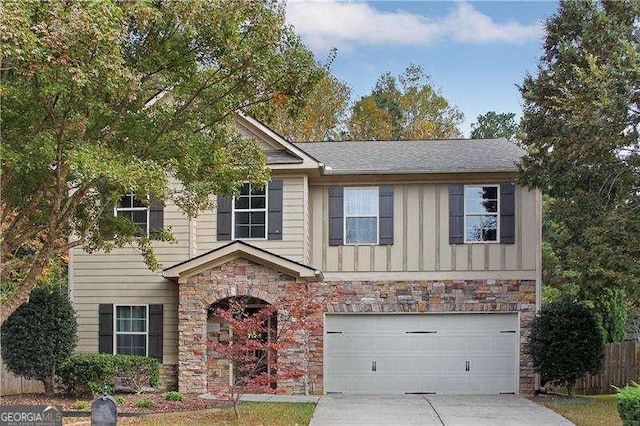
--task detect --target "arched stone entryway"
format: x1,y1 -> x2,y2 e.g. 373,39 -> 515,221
206,296 -> 277,393
176,256 -> 323,394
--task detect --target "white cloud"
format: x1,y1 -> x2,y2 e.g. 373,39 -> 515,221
285,1 -> 543,51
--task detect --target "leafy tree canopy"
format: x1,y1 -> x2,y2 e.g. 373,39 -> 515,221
347,64 -> 463,140
0,0 -> 324,322
470,111 -> 519,140
519,0 -> 640,304
253,53 -> 352,142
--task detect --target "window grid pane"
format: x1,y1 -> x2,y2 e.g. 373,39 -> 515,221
464,186 -> 499,242
344,188 -> 379,244
115,305 -> 147,356
233,183 -> 267,239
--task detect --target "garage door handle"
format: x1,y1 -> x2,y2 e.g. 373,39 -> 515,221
465,361 -> 470,372
372,361 -> 377,372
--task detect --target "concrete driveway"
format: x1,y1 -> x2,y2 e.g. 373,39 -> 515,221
310,394 -> 574,426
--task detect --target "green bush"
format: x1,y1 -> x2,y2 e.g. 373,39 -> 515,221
164,391 -> 184,401
0,285 -> 77,395
115,396 -> 125,405
72,401 -> 88,410
135,399 -> 155,409
59,353 -> 160,395
529,299 -> 604,397
618,382 -> 640,425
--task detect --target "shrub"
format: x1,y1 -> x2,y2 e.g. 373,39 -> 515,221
529,299 -> 604,397
0,285 -> 77,395
115,396 -> 126,405
116,355 -> 161,394
59,354 -> 160,395
617,382 -> 640,425
164,391 -> 184,401
72,401 -> 88,410
135,399 -> 155,409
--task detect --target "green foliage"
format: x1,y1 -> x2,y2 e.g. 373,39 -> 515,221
164,391 -> 185,401
529,299 -> 604,397
595,288 -> 627,343
617,382 -> 640,425
519,0 -> 640,306
115,396 -> 126,405
0,285 -> 77,395
1,0 -> 324,320
72,401 -> 89,410
135,399 -> 155,409
347,64 -> 463,140
470,111 -> 519,140
59,354 -> 160,395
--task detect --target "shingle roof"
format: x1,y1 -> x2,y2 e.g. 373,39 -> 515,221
294,139 -> 525,174
264,150 -> 303,165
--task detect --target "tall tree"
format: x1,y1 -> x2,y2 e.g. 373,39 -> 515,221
255,69 -> 351,142
519,1 -> 640,306
470,111 -> 519,140
347,64 -> 463,140
0,0 -> 323,322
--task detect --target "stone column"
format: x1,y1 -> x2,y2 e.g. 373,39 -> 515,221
178,278 -> 208,394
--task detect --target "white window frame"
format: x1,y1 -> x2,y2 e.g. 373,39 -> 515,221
113,304 -> 149,356
114,193 -> 150,236
231,182 -> 268,240
463,184 -> 500,244
343,187 -> 379,246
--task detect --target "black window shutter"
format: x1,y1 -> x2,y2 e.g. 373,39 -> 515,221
449,184 -> 465,244
149,197 -> 164,238
500,183 -> 516,244
148,304 -> 163,362
217,195 -> 232,241
328,186 -> 344,246
378,186 -> 394,245
268,180 -> 283,240
98,304 -> 114,354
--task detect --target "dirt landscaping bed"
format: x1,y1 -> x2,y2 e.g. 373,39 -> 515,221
0,392 -> 225,414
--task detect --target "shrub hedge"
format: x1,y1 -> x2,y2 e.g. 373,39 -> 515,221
617,382 -> 640,426
59,353 -> 160,395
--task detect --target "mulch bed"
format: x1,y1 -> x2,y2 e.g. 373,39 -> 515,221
0,392 -> 225,414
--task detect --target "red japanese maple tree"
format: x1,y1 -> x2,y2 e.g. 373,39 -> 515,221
208,286 -> 325,417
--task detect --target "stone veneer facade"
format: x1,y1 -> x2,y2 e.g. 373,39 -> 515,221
177,258 -> 536,395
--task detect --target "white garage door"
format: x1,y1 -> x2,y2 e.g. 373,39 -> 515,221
324,313 -> 518,395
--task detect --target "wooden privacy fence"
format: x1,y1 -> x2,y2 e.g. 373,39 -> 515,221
575,341 -> 640,395
0,357 -> 44,396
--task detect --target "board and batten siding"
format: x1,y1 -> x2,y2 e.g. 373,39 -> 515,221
71,196 -> 187,364
310,183 -> 539,280
197,176 -> 307,262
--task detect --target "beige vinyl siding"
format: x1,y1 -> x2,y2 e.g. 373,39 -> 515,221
309,182 -> 539,279
197,176 -> 306,262
71,197 -> 186,363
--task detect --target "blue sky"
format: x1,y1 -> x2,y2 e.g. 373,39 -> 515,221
286,1 -> 559,136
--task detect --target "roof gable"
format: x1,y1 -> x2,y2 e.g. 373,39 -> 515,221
235,113 -> 320,169
163,240 -> 323,283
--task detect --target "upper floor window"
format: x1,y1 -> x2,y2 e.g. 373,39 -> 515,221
344,187 -> 379,245
233,183 -> 267,239
116,193 -> 149,236
464,185 -> 499,242
115,305 -> 147,356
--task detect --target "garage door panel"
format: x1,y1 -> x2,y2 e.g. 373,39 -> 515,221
324,313 -> 518,395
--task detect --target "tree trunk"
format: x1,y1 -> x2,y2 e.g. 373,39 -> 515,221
43,376 -> 55,396
0,250 -> 50,324
566,380 -> 576,398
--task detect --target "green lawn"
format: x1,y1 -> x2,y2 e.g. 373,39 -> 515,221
537,395 -> 620,426
117,402 -> 316,426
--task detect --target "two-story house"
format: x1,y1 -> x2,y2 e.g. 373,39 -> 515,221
69,114 -> 541,396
